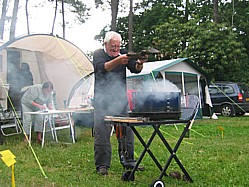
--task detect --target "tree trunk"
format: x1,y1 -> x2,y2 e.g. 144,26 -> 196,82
25,0 -> 30,35
9,0 -> 20,40
185,0 -> 189,23
52,0 -> 58,35
128,0 -> 133,52
62,0 -> 65,38
182,0 -> 189,50
213,0 -> 218,23
0,0 -> 8,39
111,0 -> 119,31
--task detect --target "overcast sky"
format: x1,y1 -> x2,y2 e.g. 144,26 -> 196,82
2,0 -> 138,53
12,1 -> 109,53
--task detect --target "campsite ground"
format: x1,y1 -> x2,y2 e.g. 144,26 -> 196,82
0,116 -> 249,186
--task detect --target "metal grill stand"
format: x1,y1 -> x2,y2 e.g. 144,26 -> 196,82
104,116 -> 194,186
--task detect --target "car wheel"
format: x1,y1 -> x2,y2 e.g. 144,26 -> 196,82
221,104 -> 234,116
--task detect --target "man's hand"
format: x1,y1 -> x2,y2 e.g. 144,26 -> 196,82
138,54 -> 148,64
135,54 -> 148,71
104,54 -> 129,71
39,104 -> 46,110
32,102 -> 46,110
117,54 -> 130,64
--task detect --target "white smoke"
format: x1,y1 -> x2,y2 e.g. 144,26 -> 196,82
141,79 -> 180,92
130,79 -> 181,113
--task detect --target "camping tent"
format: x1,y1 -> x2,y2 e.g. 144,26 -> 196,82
0,34 -> 94,111
127,58 -> 212,118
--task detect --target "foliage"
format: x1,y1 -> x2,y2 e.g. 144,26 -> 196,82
114,0 -> 249,83
49,0 -> 90,24
94,0 -> 130,31
64,0 -> 90,24
1,117 -> 249,186
132,0 -> 185,53
219,0 -> 249,55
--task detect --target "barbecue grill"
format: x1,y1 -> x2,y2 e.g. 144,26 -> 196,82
104,95 -> 199,186
129,91 -> 181,120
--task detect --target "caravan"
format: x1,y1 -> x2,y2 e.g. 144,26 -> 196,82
126,58 -> 213,118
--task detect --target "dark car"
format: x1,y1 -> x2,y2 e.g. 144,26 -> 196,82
209,81 -> 249,116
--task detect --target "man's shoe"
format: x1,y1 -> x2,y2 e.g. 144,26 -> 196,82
97,166 -> 108,175
36,138 -> 42,144
122,161 -> 145,171
36,132 -> 42,144
124,165 -> 145,171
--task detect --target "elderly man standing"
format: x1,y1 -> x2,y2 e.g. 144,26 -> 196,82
93,31 -> 148,175
21,81 -> 54,143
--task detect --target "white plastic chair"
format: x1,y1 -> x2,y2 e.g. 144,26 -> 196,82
180,95 -> 199,120
180,95 -> 199,137
0,108 -> 22,136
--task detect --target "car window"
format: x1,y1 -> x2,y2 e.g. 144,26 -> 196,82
209,86 -> 222,95
209,87 -> 217,94
223,85 -> 234,94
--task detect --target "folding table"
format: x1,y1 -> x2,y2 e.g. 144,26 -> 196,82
25,109 -> 75,147
105,116 -> 194,186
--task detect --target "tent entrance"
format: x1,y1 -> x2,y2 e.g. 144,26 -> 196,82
7,50 -> 21,110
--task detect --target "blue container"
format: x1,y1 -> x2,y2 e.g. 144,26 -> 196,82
130,92 -> 181,120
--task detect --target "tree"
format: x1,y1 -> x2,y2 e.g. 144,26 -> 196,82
95,0 -> 126,32
9,0 -> 20,40
49,0 -> 90,37
94,0 -> 133,46
213,0 -> 219,23
179,21 -> 248,81
220,0 -> 249,57
0,0 -> 8,39
116,0 -> 249,82
61,0 -> 65,38
25,0 -> 30,34
50,0 -> 90,24
126,0 -> 185,53
110,0 -> 119,31
128,0 -> 133,51
52,0 -> 58,34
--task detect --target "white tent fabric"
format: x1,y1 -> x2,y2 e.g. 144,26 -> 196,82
68,73 -> 94,108
127,58 -> 188,77
0,34 -> 93,109
205,85 -> 213,107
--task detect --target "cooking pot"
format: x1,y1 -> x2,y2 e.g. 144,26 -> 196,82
129,92 -> 181,120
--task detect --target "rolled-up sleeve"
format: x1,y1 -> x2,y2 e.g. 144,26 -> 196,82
127,59 -> 141,74
22,87 -> 39,106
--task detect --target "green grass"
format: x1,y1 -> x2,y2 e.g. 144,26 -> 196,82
1,116 -> 249,186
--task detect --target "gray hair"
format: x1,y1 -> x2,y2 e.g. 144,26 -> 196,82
104,31 -> 122,44
42,81 -> 53,90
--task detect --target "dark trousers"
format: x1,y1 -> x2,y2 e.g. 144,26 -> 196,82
94,108 -> 134,169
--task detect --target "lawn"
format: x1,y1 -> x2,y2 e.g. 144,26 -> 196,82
0,116 -> 249,187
